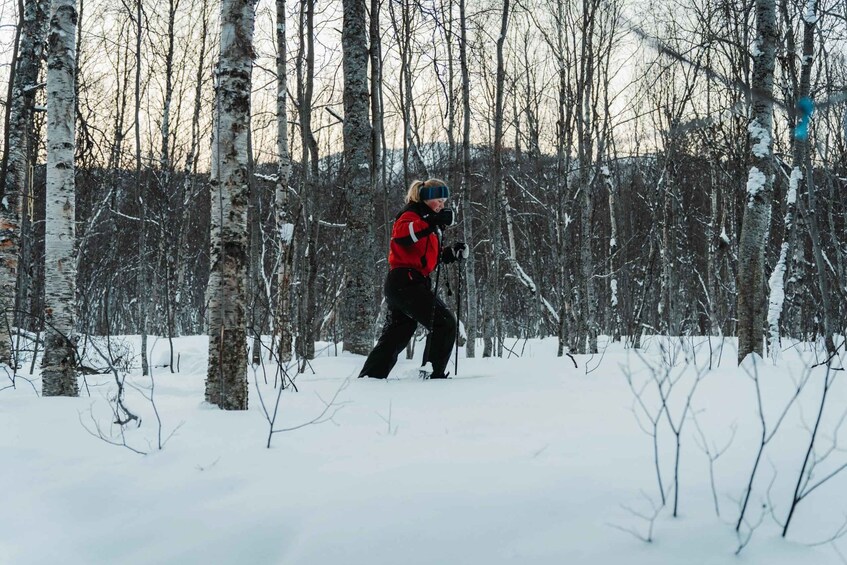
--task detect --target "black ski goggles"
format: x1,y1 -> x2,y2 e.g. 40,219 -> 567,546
419,185 -> 450,201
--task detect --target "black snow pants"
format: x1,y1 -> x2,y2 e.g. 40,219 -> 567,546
358,267 -> 457,379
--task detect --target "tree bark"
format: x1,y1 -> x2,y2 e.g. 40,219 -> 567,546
0,0 -> 49,367
341,0 -> 375,355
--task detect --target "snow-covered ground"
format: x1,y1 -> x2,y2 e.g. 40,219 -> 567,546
2,335 -> 846,565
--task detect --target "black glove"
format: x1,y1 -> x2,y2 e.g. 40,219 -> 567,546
452,242 -> 468,260
441,242 -> 468,265
425,208 -> 454,227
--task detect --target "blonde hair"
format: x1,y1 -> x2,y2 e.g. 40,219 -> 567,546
405,178 -> 448,204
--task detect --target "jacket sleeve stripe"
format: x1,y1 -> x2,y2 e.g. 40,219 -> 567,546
409,221 -> 418,243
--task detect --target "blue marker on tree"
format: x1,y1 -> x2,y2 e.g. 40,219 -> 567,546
794,97 -> 815,140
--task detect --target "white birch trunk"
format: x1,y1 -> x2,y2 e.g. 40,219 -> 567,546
42,0 -> 78,397
205,0 -> 254,409
134,0 -> 149,377
605,167 -> 621,341
276,0 -> 293,363
458,0 -> 477,358
792,0 -> 834,354
737,0 -> 777,362
483,0 -> 509,358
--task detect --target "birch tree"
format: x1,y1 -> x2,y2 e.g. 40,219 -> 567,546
369,0 -> 385,230
737,0 -> 777,362
156,0 -> 180,368
131,0 -> 150,376
294,0 -> 319,364
570,0 -> 611,354
458,0 -> 478,357
388,0 -> 428,185
341,0 -> 374,355
767,0 -> 809,359
42,0 -> 78,397
276,0 -> 293,362
788,0 -> 835,355
205,0 -> 255,410
550,0 -> 577,356
482,0 -> 509,358
0,0 -> 49,367
178,0 -> 212,336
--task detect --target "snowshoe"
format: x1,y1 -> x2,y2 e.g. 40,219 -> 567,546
419,370 -> 450,380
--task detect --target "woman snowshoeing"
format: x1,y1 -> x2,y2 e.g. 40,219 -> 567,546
358,178 -> 468,380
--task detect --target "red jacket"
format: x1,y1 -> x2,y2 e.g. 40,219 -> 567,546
388,202 -> 442,277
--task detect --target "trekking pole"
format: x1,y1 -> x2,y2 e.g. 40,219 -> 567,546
421,253 -> 443,373
455,257 -> 462,375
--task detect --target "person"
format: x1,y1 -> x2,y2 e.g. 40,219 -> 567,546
358,178 -> 468,380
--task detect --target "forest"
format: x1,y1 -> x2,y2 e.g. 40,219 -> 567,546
0,0 -> 846,405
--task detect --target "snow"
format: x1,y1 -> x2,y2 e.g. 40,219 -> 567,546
788,168 -> 801,206
611,279 -> 618,307
513,261 -> 537,294
748,120 -> 772,158
280,222 -> 294,243
2,336 -> 847,564
767,243 -> 789,358
254,172 -> 278,183
746,166 -> 767,204
720,227 -> 731,246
